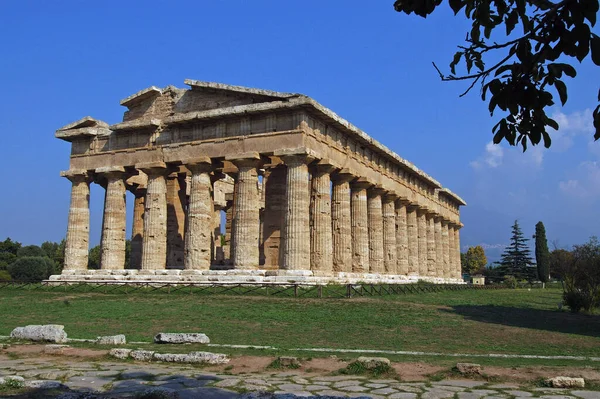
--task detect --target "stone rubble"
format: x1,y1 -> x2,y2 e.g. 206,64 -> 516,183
10,324 -> 68,343
356,356 -> 391,369
456,363 -> 482,375
546,377 -> 586,388
154,332 -> 210,344
96,334 -> 127,345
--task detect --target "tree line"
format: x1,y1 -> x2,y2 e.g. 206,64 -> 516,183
462,220 -> 600,313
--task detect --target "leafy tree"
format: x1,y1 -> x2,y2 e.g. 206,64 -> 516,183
462,245 -> 488,274
393,0 -> 600,150
498,220 -> 535,279
41,240 -> 66,273
549,248 -> 573,279
17,245 -> 46,258
0,238 -> 21,255
534,221 -> 550,286
88,245 -> 101,270
7,256 -> 56,282
562,236 -> 600,312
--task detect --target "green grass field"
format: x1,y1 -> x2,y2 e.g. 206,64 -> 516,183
0,286 -> 598,365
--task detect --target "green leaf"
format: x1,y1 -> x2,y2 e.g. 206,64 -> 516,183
546,117 -> 559,130
450,51 -> 462,74
592,33 -> 600,66
554,80 -> 568,105
449,0 -> 463,14
542,131 -> 552,148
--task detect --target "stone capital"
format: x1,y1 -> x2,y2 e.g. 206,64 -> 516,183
136,161 -> 168,175
95,166 -> 126,179
226,152 -> 263,168
183,157 -> 213,174
331,168 -> 355,183
61,169 -> 92,183
311,158 -> 338,175
368,185 -> 387,197
351,177 -> 373,191
382,192 -> 398,203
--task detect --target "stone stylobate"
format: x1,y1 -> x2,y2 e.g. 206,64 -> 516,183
53,80 -> 465,285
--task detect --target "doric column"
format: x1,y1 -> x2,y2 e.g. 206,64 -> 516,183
367,187 -> 385,274
262,165 -> 286,269
227,153 -> 261,270
434,216 -> 443,278
406,204 -> 419,275
213,206 -> 224,263
130,187 -> 146,269
454,224 -> 463,279
441,220 -> 450,278
223,197 -> 233,262
183,158 -> 213,270
137,162 -> 168,270
395,199 -> 409,275
278,150 -> 313,271
382,193 -> 397,275
166,172 -> 187,268
61,169 -> 91,271
97,167 -> 127,270
426,212 -> 436,277
417,208 -> 428,276
351,179 -> 372,273
310,161 -> 335,274
448,223 -> 456,278
331,171 -> 353,273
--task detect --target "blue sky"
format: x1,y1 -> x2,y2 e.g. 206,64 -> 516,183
0,1 -> 598,261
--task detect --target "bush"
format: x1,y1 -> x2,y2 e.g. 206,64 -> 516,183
7,256 -> 56,282
16,245 -> 45,257
563,291 -> 591,314
0,270 -> 11,281
503,275 -> 518,289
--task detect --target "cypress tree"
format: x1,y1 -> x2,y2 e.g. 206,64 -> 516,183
498,220 -> 535,280
534,221 -> 550,287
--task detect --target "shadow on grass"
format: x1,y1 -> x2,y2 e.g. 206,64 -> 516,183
444,305 -> 600,338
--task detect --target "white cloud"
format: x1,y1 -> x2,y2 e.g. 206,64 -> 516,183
470,141 -> 504,169
559,161 -> 600,200
549,109 -> 595,152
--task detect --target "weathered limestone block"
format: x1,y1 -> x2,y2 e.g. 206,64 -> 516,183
351,180 -> 371,273
228,154 -> 261,269
153,351 -> 229,365
99,167 -> 127,270
24,380 -> 65,389
456,363 -> 482,375
279,152 -> 312,270
434,217 -> 443,278
44,344 -> 70,354
139,162 -> 168,270
278,356 -> 301,368
96,334 -> 126,345
454,226 -> 462,279
130,350 -> 155,361
442,221 -> 450,278
426,213 -> 436,277
395,200 -> 409,275
62,170 -> 91,271
10,325 -> 67,343
382,194 -> 397,274
417,209 -> 428,276
109,348 -> 132,359
406,205 -> 419,275
367,188 -> 384,274
356,356 -> 391,369
310,163 -> 334,273
154,332 -> 210,344
448,224 -> 456,278
332,173 -> 353,273
545,377 -> 585,388
184,159 -> 213,270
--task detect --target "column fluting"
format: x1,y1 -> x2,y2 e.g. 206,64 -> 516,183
62,170 -> 91,271
406,205 -> 419,275
139,163 -> 168,270
351,180 -> 371,273
441,220 -> 450,278
310,163 -> 334,274
331,172 -> 353,273
417,209 -> 428,277
382,194 -> 397,275
99,168 -> 127,270
395,200 -> 409,275
426,213 -> 437,277
184,160 -> 213,270
448,224 -> 456,279
228,155 -> 261,270
454,225 -> 462,279
130,188 -> 145,269
434,216 -> 443,278
280,154 -> 311,270
367,188 -> 385,274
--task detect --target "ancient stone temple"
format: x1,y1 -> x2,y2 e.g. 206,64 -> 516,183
50,80 -> 465,284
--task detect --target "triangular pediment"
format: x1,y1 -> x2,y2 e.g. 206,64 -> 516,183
55,116 -> 110,141
57,116 -> 109,131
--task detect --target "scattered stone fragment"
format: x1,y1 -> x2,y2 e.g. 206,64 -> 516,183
109,348 -> 132,359
10,325 -> 67,343
130,350 -> 155,361
456,362 -> 482,375
96,334 -> 126,345
152,351 -> 229,365
546,377 -> 585,388
24,380 -> 64,389
278,356 -> 301,368
154,332 -> 210,344
356,356 -> 391,369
